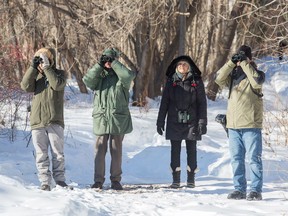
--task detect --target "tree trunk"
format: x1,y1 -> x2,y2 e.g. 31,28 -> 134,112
133,28 -> 154,106
4,0 -> 23,81
201,1 -> 214,77
206,1 -> 246,101
179,0 -> 186,55
51,2 -> 87,93
155,0 -> 202,97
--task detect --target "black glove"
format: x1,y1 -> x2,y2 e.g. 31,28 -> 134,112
157,126 -> 164,135
198,124 -> 207,135
192,126 -> 198,135
32,56 -> 42,69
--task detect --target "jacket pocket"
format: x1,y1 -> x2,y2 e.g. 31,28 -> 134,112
30,99 -> 41,126
111,113 -> 132,134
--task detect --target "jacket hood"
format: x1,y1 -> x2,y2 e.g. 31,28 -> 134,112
34,47 -> 56,67
166,55 -> 202,78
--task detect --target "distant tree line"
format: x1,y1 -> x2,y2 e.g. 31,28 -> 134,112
0,0 -> 287,104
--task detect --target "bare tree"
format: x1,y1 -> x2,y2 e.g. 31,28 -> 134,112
206,0 -> 288,101
0,0 -> 287,104
206,0 -> 245,101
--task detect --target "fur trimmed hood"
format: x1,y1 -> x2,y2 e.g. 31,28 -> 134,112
34,47 -> 56,67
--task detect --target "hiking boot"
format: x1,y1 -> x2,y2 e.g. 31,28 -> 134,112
170,182 -> 180,188
40,184 -> 51,191
111,181 -> 123,190
246,191 -> 262,201
91,182 -> 103,189
187,182 -> 195,188
227,190 -> 246,200
56,181 -> 68,187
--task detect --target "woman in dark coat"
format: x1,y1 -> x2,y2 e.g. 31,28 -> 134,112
156,55 -> 207,188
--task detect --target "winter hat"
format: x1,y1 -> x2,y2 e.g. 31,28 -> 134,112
238,45 -> 252,60
102,48 -> 120,58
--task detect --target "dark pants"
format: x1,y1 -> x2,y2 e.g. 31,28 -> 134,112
170,140 -> 197,172
94,134 -> 124,184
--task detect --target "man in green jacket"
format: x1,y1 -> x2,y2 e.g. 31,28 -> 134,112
21,47 -> 67,191
83,48 -> 135,190
215,45 -> 265,201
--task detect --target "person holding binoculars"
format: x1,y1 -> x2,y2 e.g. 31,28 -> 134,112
156,55 -> 207,188
21,47 -> 68,191
83,48 -> 135,190
215,45 -> 265,201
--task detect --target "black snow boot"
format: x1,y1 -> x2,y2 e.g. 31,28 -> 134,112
227,190 -> 246,200
111,181 -> 123,190
187,171 -> 195,188
170,171 -> 181,188
56,181 -> 68,187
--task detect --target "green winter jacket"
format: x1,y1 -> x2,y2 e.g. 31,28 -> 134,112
83,60 -> 135,135
21,66 -> 66,129
215,60 -> 264,129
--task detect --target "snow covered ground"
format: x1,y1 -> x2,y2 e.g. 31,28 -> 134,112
0,56 -> 288,216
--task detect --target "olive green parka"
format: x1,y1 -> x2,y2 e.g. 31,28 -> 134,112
215,60 -> 264,129
83,60 -> 135,136
21,48 -> 66,129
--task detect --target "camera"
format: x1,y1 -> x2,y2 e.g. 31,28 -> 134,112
215,114 -> 226,125
178,110 -> 191,123
215,114 -> 228,136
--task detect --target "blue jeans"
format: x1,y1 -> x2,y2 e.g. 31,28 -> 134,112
228,128 -> 263,193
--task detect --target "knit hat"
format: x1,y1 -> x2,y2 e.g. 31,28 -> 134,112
102,48 -> 120,58
238,45 -> 252,60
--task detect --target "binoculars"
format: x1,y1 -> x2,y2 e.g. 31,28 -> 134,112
178,110 -> 191,123
232,51 -> 247,62
101,55 -> 114,63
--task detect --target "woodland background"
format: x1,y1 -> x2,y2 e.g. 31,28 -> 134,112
0,0 -> 287,105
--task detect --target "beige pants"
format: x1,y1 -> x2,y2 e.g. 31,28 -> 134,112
94,134 -> 124,184
31,124 -> 65,186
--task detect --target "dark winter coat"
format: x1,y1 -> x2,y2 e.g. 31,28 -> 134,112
83,60 -> 135,136
21,48 -> 66,129
156,56 -> 207,141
